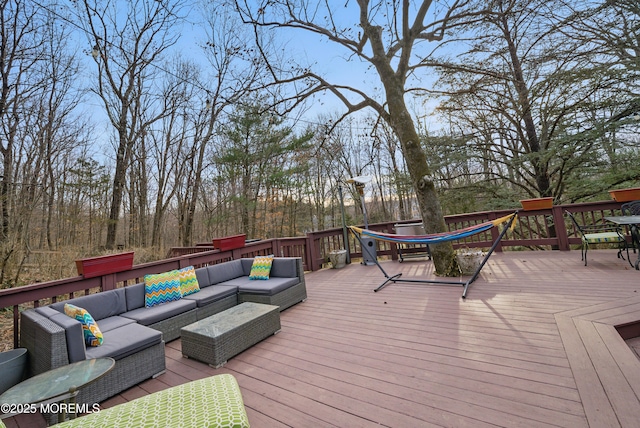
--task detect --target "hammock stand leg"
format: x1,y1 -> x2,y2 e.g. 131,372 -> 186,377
354,213 -> 516,298
460,213 -> 515,298
351,231 -> 403,291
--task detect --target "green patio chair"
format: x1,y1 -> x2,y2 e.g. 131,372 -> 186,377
565,210 -> 628,266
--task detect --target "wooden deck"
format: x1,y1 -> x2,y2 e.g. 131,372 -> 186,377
5,250 -> 640,427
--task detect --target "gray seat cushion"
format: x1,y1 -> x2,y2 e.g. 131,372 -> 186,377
224,276 -> 299,296
97,315 -> 136,332
50,288 -> 127,321
85,323 -> 162,360
121,298 -> 197,326
182,284 -> 237,307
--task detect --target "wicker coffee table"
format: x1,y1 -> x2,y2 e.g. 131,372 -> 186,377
181,302 -> 281,368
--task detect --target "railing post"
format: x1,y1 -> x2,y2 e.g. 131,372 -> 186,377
101,273 -> 117,291
305,232 -> 319,271
487,211 -> 504,252
552,206 -> 570,251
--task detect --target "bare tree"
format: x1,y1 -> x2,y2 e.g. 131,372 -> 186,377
175,2 -> 263,247
78,0 -> 185,249
234,0 -> 473,274
433,0 -> 638,202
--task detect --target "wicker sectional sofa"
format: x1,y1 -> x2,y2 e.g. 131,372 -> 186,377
19,257 -> 306,410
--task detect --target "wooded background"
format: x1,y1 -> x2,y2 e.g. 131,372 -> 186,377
0,0 -> 638,287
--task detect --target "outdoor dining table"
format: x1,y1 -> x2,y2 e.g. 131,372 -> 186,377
605,215 -> 640,270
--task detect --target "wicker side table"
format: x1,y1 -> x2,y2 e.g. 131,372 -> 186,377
181,302 -> 281,368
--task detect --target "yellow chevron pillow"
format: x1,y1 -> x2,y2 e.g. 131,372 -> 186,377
177,266 -> 200,296
249,255 -> 274,280
64,303 -> 103,347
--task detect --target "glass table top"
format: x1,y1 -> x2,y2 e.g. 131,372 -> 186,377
605,215 -> 640,225
0,357 -> 114,405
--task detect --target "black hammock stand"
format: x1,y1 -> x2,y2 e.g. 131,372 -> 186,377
348,212 -> 518,299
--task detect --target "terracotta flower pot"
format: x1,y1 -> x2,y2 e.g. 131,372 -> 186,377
519,197 -> 553,211
608,187 -> 640,202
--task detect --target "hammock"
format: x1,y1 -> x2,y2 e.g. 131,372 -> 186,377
348,212 -> 518,298
348,213 -> 518,245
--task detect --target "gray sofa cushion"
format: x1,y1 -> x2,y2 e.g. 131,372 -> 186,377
195,267 -> 210,288
121,299 -> 196,326
223,276 -> 299,296
35,306 -> 61,318
97,315 -> 136,332
206,260 -> 244,285
270,258 -> 298,278
85,323 -> 162,360
124,282 -> 146,311
50,288 -> 127,321
48,313 -> 86,363
182,285 -> 237,307
240,257 -> 297,278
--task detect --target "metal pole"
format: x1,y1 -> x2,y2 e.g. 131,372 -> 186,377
338,182 -> 351,264
355,183 -> 369,229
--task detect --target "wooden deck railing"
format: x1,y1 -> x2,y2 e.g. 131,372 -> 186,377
0,200 -> 629,348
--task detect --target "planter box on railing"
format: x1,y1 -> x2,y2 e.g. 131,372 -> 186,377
212,234 -> 246,251
520,197 -> 553,211
608,187 -> 640,202
75,251 -> 135,278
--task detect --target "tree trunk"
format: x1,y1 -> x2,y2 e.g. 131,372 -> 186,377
106,135 -> 128,250
364,22 -> 456,275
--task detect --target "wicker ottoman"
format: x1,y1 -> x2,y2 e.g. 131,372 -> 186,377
181,302 -> 281,368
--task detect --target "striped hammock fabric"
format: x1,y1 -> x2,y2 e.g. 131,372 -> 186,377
349,213 -> 518,245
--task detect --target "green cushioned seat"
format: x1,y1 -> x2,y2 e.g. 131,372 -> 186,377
583,232 -> 622,243
52,374 -> 250,428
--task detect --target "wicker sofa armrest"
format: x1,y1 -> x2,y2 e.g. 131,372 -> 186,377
20,310 -> 70,377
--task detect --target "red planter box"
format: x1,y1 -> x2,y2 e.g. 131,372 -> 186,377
75,252 -> 135,278
212,234 -> 246,251
520,197 -> 553,211
608,187 -> 640,202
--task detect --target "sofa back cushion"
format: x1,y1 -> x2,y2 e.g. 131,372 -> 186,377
206,260 -> 244,285
49,312 -> 87,363
50,288 -> 127,321
195,267 -> 210,288
125,282 -> 145,311
270,258 -> 298,278
240,257 -> 298,278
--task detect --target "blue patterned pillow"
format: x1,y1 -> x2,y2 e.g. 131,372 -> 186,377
144,270 -> 182,308
64,303 -> 103,347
